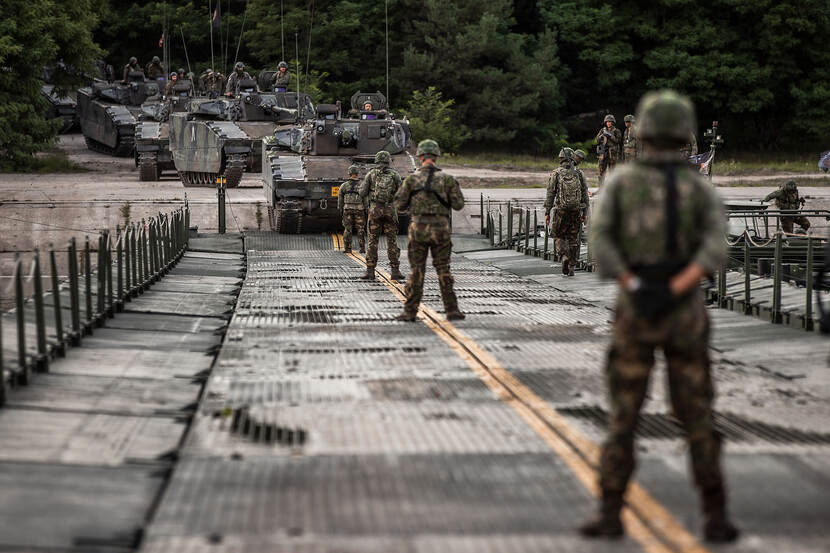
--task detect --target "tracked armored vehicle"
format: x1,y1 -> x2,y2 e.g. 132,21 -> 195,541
77,73 -> 161,156
41,84 -> 78,133
135,79 -> 194,181
169,78 -> 313,187
262,91 -> 415,233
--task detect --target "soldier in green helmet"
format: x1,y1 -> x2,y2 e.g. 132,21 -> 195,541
271,61 -> 291,91
225,61 -> 252,96
622,114 -> 640,162
595,114 -> 622,186
763,180 -> 810,234
393,139 -> 465,321
584,90 -> 739,543
360,150 -> 405,281
545,148 -> 588,276
338,165 -> 367,253
146,56 -> 164,80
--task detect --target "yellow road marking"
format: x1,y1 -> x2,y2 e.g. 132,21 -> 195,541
346,251 -> 709,553
331,233 -> 344,251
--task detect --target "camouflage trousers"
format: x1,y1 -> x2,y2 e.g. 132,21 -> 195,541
623,147 -> 638,162
780,215 -> 810,234
598,153 -> 617,186
366,204 -> 400,269
341,208 -> 366,252
403,217 -> 458,315
600,294 -> 725,496
553,209 -> 582,262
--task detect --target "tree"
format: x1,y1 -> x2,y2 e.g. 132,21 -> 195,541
0,0 -> 102,170
401,87 -> 470,153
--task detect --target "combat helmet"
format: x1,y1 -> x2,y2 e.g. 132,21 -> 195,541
635,89 -> 696,144
557,147 -> 574,161
624,114 -> 635,123
603,114 -> 616,124
574,149 -> 587,162
235,61 -> 245,71
129,57 -> 137,65
375,150 -> 391,164
278,61 -> 288,69
348,164 -> 360,176
169,71 -> 177,78
152,56 -> 160,64
785,179 -> 797,190
416,139 -> 441,157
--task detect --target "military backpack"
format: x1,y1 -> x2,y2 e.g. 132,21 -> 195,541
557,167 -> 583,211
370,170 -> 397,205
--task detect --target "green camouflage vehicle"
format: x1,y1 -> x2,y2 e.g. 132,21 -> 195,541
168,77 -> 313,187
41,84 -> 77,134
77,72 -> 161,157
135,79 -> 194,181
263,91 -> 415,233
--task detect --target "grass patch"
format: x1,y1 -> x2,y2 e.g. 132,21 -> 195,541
1,150 -> 89,174
717,176 -> 830,187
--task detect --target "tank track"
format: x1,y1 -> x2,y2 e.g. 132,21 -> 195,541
138,153 -> 160,181
223,154 -> 246,188
84,134 -> 134,158
273,205 -> 303,234
180,171 -> 219,187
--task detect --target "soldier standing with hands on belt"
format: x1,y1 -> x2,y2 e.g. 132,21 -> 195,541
338,165 -> 367,254
583,90 -> 739,543
393,139 -> 465,321
360,150 -> 405,281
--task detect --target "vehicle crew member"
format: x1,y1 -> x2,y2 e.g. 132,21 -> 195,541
596,114 -> 622,186
585,90 -> 739,543
359,150 -> 404,281
164,72 -> 178,96
680,132 -> 698,158
339,165 -> 367,253
271,61 -> 291,91
622,114 -> 640,161
545,148 -> 589,276
763,180 -> 810,234
146,56 -> 164,80
177,68 -> 186,81
393,139 -> 465,321
122,57 -> 144,83
225,62 -> 252,96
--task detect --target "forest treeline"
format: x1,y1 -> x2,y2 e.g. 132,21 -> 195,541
2,0 -> 830,167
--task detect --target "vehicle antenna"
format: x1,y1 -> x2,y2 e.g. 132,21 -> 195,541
232,9 -> 248,70
223,0 -> 231,76
385,0 -> 389,107
209,0 -> 215,73
305,0 -> 314,86
295,32 -> 300,115
180,26 -> 192,77
280,0 -> 285,62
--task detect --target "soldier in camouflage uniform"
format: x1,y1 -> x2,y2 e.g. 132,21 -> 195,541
763,180 -> 810,234
164,72 -> 178,96
225,62 -> 252,96
146,56 -> 164,80
596,114 -> 622,187
338,165 -> 367,253
622,114 -> 640,162
584,90 -> 739,543
680,131 -> 698,158
271,61 -> 291,91
393,139 -> 465,321
545,148 -> 589,276
122,57 -> 143,83
360,150 -> 404,281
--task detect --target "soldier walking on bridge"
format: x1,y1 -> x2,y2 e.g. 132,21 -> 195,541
360,150 -> 404,281
585,90 -> 739,543
393,139 -> 465,321
596,114 -> 621,186
764,180 -> 810,234
545,148 -> 588,276
339,165 -> 367,254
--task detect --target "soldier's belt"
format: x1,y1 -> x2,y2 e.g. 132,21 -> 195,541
629,261 -> 688,282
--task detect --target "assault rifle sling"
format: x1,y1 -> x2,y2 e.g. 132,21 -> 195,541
414,166 -> 451,209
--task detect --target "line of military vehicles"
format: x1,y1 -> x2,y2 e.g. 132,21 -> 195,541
46,65 -> 415,233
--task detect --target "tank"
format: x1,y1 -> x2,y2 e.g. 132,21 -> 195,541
168,78 -> 312,188
41,84 -> 78,133
76,73 -> 161,156
262,91 -> 416,233
134,80 -> 194,181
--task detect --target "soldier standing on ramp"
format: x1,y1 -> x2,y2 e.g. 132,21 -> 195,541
393,139 -> 465,321
545,148 -> 588,276
338,165 -> 367,254
596,114 -> 622,186
360,151 -> 405,281
584,90 -> 739,543
763,180 -> 810,234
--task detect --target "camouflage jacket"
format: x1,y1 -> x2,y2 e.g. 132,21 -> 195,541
589,154 -> 726,280
225,71 -> 252,94
146,63 -> 165,80
271,71 -> 290,87
764,187 -> 801,210
338,178 -> 365,211
359,166 -> 402,206
623,127 -> 639,157
122,64 -> 143,82
544,162 -> 589,215
596,126 -> 622,150
395,165 -> 464,218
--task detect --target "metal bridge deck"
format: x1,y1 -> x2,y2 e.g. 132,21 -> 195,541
136,232 -> 830,553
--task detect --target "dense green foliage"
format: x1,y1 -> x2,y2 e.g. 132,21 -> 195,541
3,0 -> 830,168
401,87 -> 470,153
0,0 -> 102,169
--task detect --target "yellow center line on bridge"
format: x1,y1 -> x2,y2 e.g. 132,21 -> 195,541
333,234 -> 709,553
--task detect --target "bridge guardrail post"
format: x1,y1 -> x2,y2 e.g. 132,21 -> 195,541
49,245 -> 65,356
498,209 -> 503,248
517,207 -> 523,251
96,234 -> 105,322
532,210 -> 538,255
806,236 -> 814,331
68,238 -> 81,344
506,202 -> 512,249
480,194 -> 484,235
14,255 -> 28,385
32,248 -> 48,372
116,227 -> 124,312
772,231 -> 782,323
0,300 -> 4,407
105,232 -> 113,317
743,235 -> 751,315
84,236 -> 93,333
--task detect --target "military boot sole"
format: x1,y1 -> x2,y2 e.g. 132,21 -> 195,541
704,519 -> 740,543
394,312 -> 417,322
446,311 -> 466,321
579,517 -> 624,539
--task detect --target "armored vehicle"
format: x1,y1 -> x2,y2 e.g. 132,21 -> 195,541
262,91 -> 415,233
168,78 -> 313,187
77,73 -> 161,156
41,84 -> 78,133
135,79 -> 194,181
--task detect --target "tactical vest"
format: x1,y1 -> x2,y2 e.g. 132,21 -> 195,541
341,180 -> 363,209
369,169 -> 398,205
776,189 -> 799,210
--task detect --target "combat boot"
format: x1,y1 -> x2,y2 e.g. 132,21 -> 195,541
360,266 -> 375,280
446,310 -> 466,321
568,264 -> 575,277
561,257 -> 570,275
359,245 -> 366,253
344,247 -> 352,254
389,267 -> 406,281
395,311 -> 417,322
579,491 -> 624,538
701,486 -> 740,543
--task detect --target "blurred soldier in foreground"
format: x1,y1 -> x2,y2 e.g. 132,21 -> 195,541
393,139 -> 465,321
596,114 -> 621,186
225,62 -> 252,96
585,90 -> 739,543
764,180 -> 810,234
360,150 -> 404,281
146,56 -> 164,80
271,61 -> 290,91
622,114 -> 639,161
122,57 -> 143,83
338,165 -> 367,254
545,148 -> 588,276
